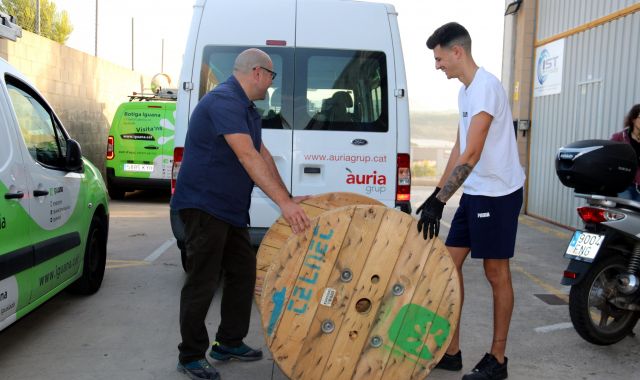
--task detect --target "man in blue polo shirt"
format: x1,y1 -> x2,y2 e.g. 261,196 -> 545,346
172,48 -> 310,380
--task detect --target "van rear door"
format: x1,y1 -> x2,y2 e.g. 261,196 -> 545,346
112,103 -> 169,180
184,0 -> 296,228
158,103 -> 175,180
291,0 -> 398,207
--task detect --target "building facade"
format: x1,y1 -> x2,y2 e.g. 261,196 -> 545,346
503,0 -> 640,228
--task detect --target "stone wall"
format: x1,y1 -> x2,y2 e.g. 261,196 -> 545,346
0,30 -> 151,175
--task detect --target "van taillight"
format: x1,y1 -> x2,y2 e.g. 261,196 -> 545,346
396,153 -> 411,202
266,40 -> 287,46
106,136 -> 114,160
577,206 -> 624,223
172,147 -> 184,194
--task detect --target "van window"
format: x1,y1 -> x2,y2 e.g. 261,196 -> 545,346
197,47 -> 387,132
295,49 -> 388,132
199,46 -> 292,129
6,78 -> 67,168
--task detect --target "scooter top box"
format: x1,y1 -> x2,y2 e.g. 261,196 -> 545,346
555,139 -> 637,195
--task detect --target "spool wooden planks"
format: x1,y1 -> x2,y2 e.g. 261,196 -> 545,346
255,192 -> 383,299
259,204 -> 461,380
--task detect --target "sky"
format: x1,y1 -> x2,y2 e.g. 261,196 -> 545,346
53,0 -> 506,113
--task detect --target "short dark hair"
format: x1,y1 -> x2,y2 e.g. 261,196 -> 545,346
426,22 -> 472,52
624,104 -> 640,130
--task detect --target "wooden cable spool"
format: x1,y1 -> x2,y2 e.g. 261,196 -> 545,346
260,204 -> 461,380
255,192 -> 383,299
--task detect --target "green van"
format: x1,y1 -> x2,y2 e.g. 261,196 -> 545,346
105,91 -> 177,199
1,14 -> 109,332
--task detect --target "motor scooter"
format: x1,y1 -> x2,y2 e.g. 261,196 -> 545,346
556,139 -> 640,345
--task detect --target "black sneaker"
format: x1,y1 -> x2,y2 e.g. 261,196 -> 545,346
435,350 -> 462,371
462,353 -> 508,380
177,359 -> 221,380
209,341 -> 263,362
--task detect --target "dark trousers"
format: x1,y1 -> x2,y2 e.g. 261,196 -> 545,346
177,208 -> 256,364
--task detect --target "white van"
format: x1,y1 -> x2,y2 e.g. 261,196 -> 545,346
171,0 -> 411,246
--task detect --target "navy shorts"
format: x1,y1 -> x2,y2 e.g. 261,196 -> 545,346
445,188 -> 523,259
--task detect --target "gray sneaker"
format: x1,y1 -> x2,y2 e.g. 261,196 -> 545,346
177,359 -> 221,380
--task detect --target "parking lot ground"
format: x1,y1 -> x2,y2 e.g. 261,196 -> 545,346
0,187 -> 638,379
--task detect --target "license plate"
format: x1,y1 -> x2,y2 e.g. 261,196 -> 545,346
123,163 -> 154,172
564,231 -> 604,262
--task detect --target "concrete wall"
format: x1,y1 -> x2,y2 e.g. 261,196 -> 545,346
0,30 -> 151,175
503,0 -> 537,212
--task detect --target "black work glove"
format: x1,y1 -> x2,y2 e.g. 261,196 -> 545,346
417,195 -> 445,240
416,187 -> 441,215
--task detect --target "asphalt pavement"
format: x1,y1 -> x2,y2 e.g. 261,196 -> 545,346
0,187 -> 638,380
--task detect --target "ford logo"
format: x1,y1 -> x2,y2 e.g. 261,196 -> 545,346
352,139 -> 368,146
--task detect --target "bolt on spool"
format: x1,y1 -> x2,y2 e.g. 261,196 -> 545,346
340,269 -> 353,282
392,283 -> 404,296
370,335 -> 383,348
321,319 -> 335,334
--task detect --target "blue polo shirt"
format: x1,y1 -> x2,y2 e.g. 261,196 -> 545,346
170,75 -> 262,227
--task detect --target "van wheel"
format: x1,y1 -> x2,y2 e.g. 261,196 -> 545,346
68,216 -> 107,295
107,184 -> 125,200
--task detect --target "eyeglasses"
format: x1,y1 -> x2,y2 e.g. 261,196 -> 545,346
254,66 -> 277,80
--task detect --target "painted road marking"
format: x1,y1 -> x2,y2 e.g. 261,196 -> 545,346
144,238 -> 176,263
518,215 -> 572,239
106,259 -> 149,269
512,263 -> 569,303
534,322 -> 573,333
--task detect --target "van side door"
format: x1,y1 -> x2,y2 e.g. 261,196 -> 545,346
0,77 -> 31,329
5,76 -> 84,302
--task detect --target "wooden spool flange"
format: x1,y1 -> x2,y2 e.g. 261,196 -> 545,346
260,205 -> 461,380
255,192 -> 383,299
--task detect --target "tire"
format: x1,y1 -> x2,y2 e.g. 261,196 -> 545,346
68,216 -> 107,295
107,178 -> 125,200
568,253 -> 640,345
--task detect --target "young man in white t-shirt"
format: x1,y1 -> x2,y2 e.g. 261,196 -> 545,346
418,22 -> 525,380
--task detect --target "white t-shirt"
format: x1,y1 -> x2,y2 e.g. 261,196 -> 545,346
458,67 -> 525,196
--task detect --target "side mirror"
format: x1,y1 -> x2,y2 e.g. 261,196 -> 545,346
65,139 -> 84,172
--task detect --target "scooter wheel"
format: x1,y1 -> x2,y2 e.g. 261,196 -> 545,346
569,253 -> 640,345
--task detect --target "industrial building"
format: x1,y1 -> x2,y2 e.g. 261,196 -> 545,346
502,0 -> 640,228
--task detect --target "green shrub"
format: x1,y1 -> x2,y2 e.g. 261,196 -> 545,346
411,160 -> 436,177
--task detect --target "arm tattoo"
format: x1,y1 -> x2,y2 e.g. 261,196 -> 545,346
437,163 -> 474,202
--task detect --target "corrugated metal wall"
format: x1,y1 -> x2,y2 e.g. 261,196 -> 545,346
537,0 -> 638,40
529,3 -> 640,228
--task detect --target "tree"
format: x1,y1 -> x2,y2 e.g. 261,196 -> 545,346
0,0 -> 73,44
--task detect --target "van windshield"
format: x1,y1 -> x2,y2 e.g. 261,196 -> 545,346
200,46 -> 387,132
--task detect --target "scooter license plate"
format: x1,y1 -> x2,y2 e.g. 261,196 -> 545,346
564,231 -> 604,262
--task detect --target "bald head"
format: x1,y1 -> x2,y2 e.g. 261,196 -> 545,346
234,48 -> 272,74
233,48 -> 274,101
